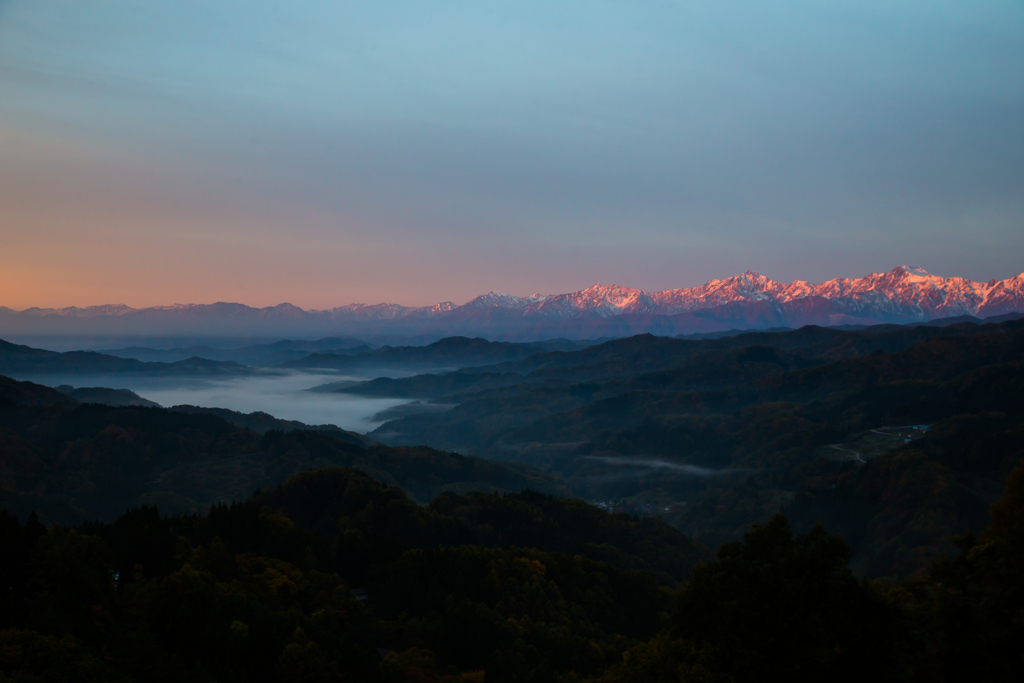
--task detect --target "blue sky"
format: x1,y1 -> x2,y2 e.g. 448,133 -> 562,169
1,1 -> 1022,308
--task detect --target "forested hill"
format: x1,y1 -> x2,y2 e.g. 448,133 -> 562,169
1,459 -> 1021,682
168,404 -> 375,446
0,466 -> 695,682
282,335 -> 589,371
0,375 -> 565,525
335,319 -> 1024,580
0,338 -> 253,377
0,375 -> 76,407
56,385 -> 160,407
341,318 -> 1024,399
256,469 -> 705,586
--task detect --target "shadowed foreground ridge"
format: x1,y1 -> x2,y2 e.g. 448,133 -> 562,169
0,465 -> 697,682
1,460 -> 1022,681
601,461 -> 1024,683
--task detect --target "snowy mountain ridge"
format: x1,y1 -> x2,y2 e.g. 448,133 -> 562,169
3,266 -> 1022,340
503,265 -> 1024,321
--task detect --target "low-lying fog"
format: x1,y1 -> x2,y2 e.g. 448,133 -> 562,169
28,371 -> 410,433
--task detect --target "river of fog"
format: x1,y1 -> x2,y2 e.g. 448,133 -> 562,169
27,371 -> 410,433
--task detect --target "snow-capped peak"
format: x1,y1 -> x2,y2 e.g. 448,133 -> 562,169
7,267 -> 1022,330
892,265 -> 931,278
464,292 -> 537,309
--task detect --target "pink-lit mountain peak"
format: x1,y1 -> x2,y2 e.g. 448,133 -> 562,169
717,269 -> 778,288
3,267 -> 1022,335
496,267 -> 1024,322
463,292 -> 550,309
527,284 -> 657,319
892,264 -> 931,278
705,270 -> 783,295
576,284 -> 650,305
625,265 -> 1023,319
653,271 -> 783,312
803,266 -> 988,308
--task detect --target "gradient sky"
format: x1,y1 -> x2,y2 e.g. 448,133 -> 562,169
1,1 -> 1022,309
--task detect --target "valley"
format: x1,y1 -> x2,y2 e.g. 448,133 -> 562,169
3,313 -> 1022,581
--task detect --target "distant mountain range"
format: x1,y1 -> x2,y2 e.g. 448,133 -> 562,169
0,334 -> 601,378
3,266 -> 1022,342
282,336 -> 596,372
0,338 -> 255,377
100,337 -> 371,366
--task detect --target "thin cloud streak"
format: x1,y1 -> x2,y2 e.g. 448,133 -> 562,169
582,456 -> 748,478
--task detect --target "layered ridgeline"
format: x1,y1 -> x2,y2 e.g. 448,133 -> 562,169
0,376 -> 714,681
3,265 -> 1022,341
0,375 -> 568,523
0,334 -> 594,376
336,317 -> 1024,580
286,336 -> 596,372
0,338 -> 254,377
99,336 -> 372,366
4,316 -> 1023,581
1,325 -> 1023,680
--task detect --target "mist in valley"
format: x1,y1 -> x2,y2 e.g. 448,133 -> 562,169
26,370 -> 411,433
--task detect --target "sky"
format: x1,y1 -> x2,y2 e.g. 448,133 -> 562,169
1,0 -> 1022,309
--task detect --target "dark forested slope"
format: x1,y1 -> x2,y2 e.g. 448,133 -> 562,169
0,378 -> 564,525
601,463 -> 1024,683
0,459 -> 712,682
0,338 -> 254,377
283,336 -> 587,372
339,321 -> 1024,579
2,459 -> 1021,682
